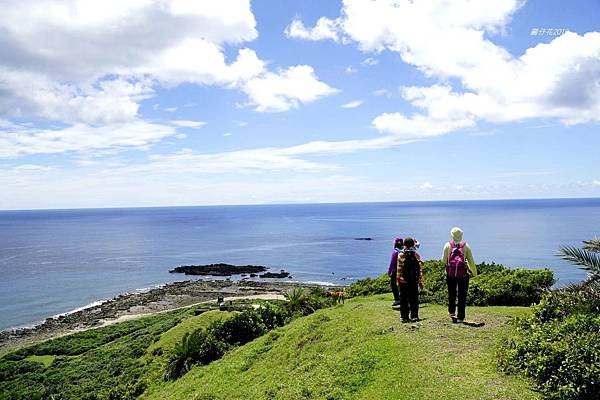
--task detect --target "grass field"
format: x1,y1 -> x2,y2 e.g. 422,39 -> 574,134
143,294 -> 540,400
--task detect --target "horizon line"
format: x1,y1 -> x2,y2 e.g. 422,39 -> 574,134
1,195 -> 599,213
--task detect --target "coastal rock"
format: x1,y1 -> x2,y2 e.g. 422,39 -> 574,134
259,271 -> 290,278
169,263 -> 267,276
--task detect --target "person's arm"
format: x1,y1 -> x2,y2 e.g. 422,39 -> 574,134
465,244 -> 477,277
442,242 -> 450,265
388,250 -> 398,276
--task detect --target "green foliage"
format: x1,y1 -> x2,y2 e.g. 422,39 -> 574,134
583,237 -> 600,252
145,299 -> 540,400
283,286 -> 336,316
468,268 -> 555,306
346,274 -> 390,297
348,260 -> 555,307
559,236 -> 600,285
560,245 -> 600,285
164,290 -> 335,381
208,309 -> 267,346
0,310 -> 186,400
164,330 -> 229,381
497,284 -> 600,400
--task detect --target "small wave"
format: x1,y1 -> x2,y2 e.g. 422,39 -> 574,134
287,280 -> 342,286
51,300 -> 108,319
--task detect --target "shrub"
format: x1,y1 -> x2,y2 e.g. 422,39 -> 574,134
346,274 -> 390,297
497,284 -> 600,400
164,329 -> 229,380
468,268 -> 555,306
257,303 -> 288,330
347,260 -> 554,307
164,291 -> 336,381
208,310 -> 267,346
284,287 -> 336,316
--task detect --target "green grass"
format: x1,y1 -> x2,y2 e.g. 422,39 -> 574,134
24,354 -> 55,368
142,295 -> 540,400
146,310 -> 233,355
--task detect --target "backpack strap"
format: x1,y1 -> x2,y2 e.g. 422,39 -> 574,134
458,241 -> 465,249
450,240 -> 456,249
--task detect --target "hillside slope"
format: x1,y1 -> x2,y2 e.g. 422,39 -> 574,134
143,295 -> 540,400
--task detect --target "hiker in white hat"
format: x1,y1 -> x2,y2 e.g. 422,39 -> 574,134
442,227 -> 477,323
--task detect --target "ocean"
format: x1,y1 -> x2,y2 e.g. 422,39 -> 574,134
1,198 -> 598,330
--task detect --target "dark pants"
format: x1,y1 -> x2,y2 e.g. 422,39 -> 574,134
399,280 -> 419,320
390,271 -> 400,301
447,276 -> 469,320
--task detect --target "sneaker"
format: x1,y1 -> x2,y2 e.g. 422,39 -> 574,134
392,300 -> 401,307
456,319 -> 464,324
410,317 -> 421,322
401,318 -> 410,323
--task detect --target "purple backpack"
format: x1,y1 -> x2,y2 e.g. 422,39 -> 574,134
446,241 -> 468,278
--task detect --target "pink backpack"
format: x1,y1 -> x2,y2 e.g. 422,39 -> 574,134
446,241 -> 468,278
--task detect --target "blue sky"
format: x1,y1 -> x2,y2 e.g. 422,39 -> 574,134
0,0 -> 599,209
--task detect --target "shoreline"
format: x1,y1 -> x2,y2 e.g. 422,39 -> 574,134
0,279 -> 340,355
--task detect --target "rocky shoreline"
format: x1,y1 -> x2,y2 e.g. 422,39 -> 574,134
0,279 -> 331,354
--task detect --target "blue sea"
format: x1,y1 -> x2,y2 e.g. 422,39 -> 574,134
1,198 -> 599,330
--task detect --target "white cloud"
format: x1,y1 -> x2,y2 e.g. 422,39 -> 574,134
170,120 -> 206,128
346,66 -> 357,74
294,0 -> 600,138
242,65 -> 339,112
593,180 -> 600,186
142,147 -> 339,174
0,1 -> 261,123
223,133 -> 233,137
372,111 -> 474,139
361,57 -> 379,66
0,0 -> 336,129
285,17 -> 343,42
234,120 -> 248,127
0,73 -> 154,125
371,88 -> 391,97
341,100 -> 363,108
163,107 -> 177,113
420,182 -> 433,190
14,164 -> 55,172
0,121 -> 177,158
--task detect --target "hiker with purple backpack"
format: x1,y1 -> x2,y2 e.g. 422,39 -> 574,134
387,238 -> 403,308
442,227 -> 477,323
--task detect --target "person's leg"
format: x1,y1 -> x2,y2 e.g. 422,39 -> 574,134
399,283 -> 410,321
390,271 -> 400,304
447,276 -> 457,317
409,280 -> 419,320
457,277 -> 470,321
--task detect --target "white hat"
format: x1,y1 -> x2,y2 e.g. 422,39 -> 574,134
451,227 -> 463,242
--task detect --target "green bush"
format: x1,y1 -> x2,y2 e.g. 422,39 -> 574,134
164,290 -> 336,381
209,309 -> 267,346
164,329 -> 229,380
0,310 -> 185,400
284,287 -> 337,316
346,274 -> 390,297
497,284 -> 600,400
347,260 -> 554,307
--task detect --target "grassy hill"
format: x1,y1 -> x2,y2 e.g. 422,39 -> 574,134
143,294 -> 540,400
